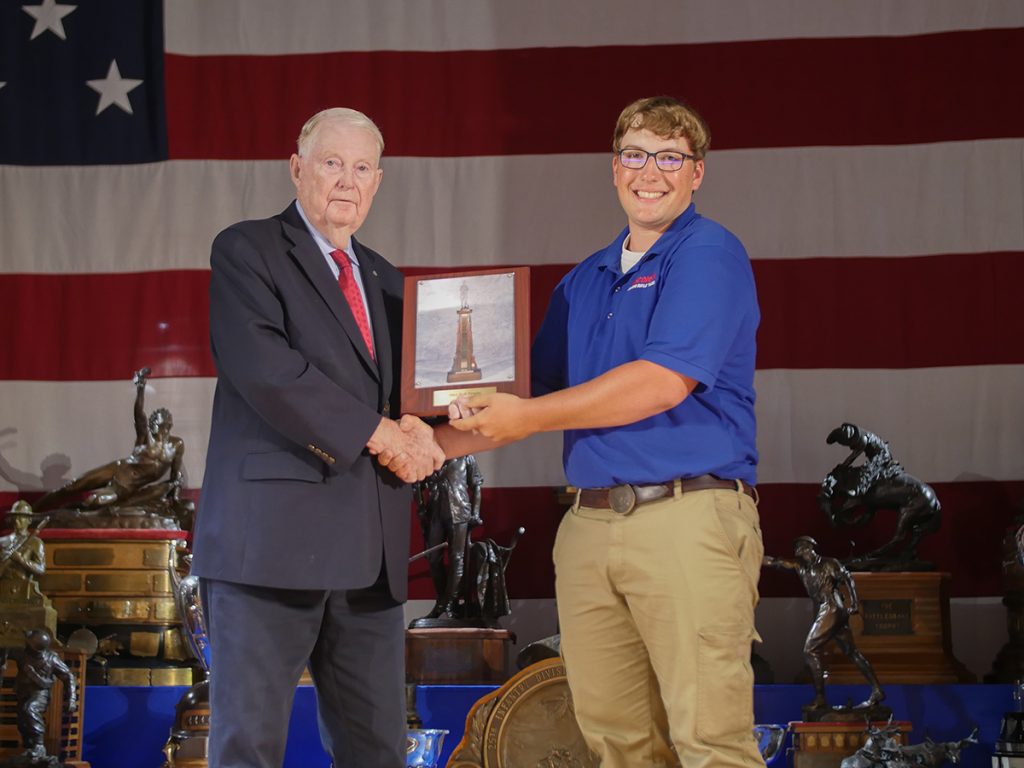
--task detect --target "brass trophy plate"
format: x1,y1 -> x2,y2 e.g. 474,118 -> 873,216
448,658 -> 598,768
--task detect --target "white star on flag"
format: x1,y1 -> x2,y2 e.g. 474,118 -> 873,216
86,60 -> 143,116
22,0 -> 77,41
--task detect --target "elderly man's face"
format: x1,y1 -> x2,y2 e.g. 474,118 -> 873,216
289,120 -> 383,247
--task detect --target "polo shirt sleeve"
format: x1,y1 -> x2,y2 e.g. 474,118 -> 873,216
640,243 -> 756,390
530,280 -> 570,396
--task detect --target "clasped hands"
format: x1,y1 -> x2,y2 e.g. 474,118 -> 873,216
367,415 -> 444,483
369,392 -> 531,483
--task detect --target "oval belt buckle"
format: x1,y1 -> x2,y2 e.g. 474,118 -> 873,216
608,484 -> 637,515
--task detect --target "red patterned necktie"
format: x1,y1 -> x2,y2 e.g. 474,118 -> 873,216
330,249 -> 375,361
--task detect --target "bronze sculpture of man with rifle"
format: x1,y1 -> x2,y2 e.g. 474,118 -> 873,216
0,501 -> 48,603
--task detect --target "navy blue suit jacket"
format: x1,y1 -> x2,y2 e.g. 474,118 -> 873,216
192,202 -> 410,600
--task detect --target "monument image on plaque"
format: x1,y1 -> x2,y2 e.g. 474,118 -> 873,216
401,268 -> 531,416
447,282 -> 483,384
413,274 -> 514,390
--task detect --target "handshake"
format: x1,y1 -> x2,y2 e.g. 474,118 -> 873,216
366,414 -> 445,483
365,395 -> 503,483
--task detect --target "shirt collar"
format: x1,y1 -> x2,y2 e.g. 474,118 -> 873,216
295,200 -> 357,265
598,203 -> 699,274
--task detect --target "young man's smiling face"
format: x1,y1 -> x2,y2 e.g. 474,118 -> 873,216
612,127 -> 704,251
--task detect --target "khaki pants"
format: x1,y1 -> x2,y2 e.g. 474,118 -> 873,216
553,484 -> 765,768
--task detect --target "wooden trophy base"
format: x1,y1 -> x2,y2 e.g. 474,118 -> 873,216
406,627 -> 513,685
818,571 -> 974,684
789,720 -> 911,768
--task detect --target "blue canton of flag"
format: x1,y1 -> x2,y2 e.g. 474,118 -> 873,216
0,0 -> 166,165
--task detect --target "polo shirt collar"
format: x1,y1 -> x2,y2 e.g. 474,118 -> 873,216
598,203 -> 699,275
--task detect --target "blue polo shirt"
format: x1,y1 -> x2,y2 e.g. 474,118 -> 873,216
531,203 -> 759,488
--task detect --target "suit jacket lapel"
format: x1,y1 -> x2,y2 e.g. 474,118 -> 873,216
279,204 -> 381,380
353,238 -> 393,396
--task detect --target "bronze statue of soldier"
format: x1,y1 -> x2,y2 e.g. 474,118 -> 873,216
32,368 -> 190,527
0,502 -> 47,602
764,536 -> 887,719
0,502 -> 56,646
0,628 -> 78,768
411,455 -> 484,626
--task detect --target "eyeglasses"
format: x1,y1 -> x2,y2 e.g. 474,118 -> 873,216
617,148 -> 695,172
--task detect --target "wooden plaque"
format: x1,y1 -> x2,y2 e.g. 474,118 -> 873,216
401,268 -> 530,416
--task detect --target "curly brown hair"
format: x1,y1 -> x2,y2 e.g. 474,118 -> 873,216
612,96 -> 711,160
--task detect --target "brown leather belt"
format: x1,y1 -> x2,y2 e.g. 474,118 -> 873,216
578,474 -> 755,515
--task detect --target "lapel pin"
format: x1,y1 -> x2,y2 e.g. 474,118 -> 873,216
372,270 -> 378,277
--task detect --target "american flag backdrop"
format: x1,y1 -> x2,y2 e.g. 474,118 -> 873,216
1,0 -> 1023,680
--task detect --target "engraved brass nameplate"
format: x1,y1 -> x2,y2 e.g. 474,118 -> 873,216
861,599 -> 913,635
432,386 -> 498,407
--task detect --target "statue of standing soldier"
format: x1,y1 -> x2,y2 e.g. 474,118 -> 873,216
411,456 -> 484,625
764,536 -> 888,720
0,628 -> 78,768
0,502 -> 47,602
0,502 -> 56,647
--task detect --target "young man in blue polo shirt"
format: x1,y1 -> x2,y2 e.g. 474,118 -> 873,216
401,96 -> 763,768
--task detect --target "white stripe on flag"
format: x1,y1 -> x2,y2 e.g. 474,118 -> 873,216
3,139 -> 1022,274
164,0 -> 1024,55
2,366 -> 1021,493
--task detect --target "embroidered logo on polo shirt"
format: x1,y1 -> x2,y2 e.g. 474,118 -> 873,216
627,273 -> 657,291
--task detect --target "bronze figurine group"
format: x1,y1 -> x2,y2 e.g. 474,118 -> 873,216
818,423 -> 940,570
409,455 -> 523,628
840,720 -> 977,768
31,367 -> 191,529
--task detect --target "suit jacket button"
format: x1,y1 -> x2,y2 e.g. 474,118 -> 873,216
383,401 -> 390,415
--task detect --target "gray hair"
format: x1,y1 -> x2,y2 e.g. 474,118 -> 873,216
296,108 -> 384,160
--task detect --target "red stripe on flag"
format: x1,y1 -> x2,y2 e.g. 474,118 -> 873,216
0,270 -> 213,381
166,29 -> 1024,159
3,254 -> 1022,380
754,251 -> 1024,369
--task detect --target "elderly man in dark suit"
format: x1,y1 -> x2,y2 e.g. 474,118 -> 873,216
191,107 -> 443,768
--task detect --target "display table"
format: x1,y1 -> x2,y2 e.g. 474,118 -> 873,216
80,684 -> 1012,768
